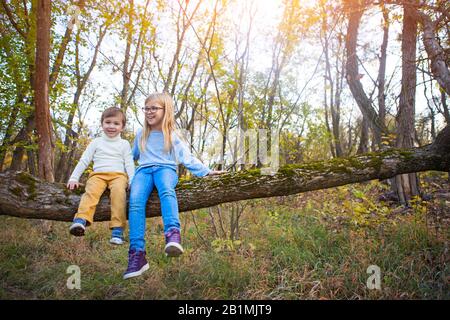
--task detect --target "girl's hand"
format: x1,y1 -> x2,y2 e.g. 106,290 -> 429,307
67,181 -> 80,190
207,170 -> 226,176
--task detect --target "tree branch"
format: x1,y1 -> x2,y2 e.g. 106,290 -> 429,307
0,0 -> 26,38
1,125 -> 449,222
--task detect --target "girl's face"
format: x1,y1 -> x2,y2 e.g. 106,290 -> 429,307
102,115 -> 124,138
144,100 -> 165,130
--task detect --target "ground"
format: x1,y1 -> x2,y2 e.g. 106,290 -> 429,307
0,171 -> 448,299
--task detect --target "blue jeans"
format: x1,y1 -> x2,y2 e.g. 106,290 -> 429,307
128,166 -> 180,251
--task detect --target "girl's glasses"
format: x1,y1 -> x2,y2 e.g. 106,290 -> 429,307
142,106 -> 164,113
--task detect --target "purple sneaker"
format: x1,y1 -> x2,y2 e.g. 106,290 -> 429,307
164,228 -> 184,257
123,249 -> 149,280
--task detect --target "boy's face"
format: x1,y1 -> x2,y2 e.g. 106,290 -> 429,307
102,115 -> 124,138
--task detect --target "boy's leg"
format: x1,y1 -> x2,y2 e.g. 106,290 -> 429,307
69,218 -> 87,236
110,227 -> 124,244
74,174 -> 108,226
108,173 -> 128,245
128,167 -> 154,251
108,173 -> 128,230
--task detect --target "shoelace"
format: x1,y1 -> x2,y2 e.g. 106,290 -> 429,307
166,230 -> 181,243
127,251 -> 142,270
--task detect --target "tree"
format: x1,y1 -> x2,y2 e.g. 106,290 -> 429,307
34,0 -> 54,182
118,0 -> 152,114
319,0 -> 344,157
1,0 -> 85,173
54,15 -> 110,182
344,0 -> 388,146
1,0 -> 37,172
412,3 -> 450,96
392,1 -> 420,204
377,1 -> 389,129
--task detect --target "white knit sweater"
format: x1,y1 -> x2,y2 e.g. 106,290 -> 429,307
68,133 -> 135,185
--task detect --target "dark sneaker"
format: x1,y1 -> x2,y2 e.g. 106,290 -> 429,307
123,249 -> 149,280
164,228 -> 184,257
69,218 -> 86,236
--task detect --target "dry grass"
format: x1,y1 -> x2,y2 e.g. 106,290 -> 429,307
0,172 -> 448,299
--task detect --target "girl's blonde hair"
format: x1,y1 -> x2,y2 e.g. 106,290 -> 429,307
140,92 -> 175,153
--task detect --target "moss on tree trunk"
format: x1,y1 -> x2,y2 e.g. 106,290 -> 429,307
1,126 -> 449,223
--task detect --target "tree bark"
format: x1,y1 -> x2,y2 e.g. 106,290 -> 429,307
1,125 -> 449,222
392,2 -> 420,205
35,0 -> 54,182
322,1 -> 344,157
0,94 -> 21,171
345,0 -> 387,145
357,115 -> 369,154
414,9 -> 450,96
377,2 -> 389,131
120,0 -> 134,112
9,115 -> 35,171
442,91 -> 450,125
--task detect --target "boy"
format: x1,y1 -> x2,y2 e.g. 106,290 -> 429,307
67,107 -> 135,245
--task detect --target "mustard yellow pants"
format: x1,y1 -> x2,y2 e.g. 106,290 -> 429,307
74,172 -> 128,229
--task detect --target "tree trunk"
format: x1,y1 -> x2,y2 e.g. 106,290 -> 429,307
2,0 -> 36,172
0,94 -> 21,171
357,115 -> 369,154
49,0 -> 86,88
1,124 -> 449,222
120,0 -> 133,112
322,3 -> 344,157
442,92 -> 450,183
63,142 -> 78,182
54,113 -> 77,182
377,2 -> 389,135
34,0 -> 54,182
55,25 -> 107,182
26,149 -> 37,176
345,1 -> 387,144
119,0 -> 150,113
414,9 -> 450,97
10,115 -> 35,172
392,2 -> 420,205
442,91 -> 450,124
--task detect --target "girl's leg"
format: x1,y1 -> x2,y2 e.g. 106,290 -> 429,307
153,167 -> 180,233
128,167 -> 154,251
153,167 -> 183,257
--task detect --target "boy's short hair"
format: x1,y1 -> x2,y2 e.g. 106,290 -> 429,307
101,107 -> 126,127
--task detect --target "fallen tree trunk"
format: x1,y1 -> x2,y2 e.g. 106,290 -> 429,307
1,125 -> 449,222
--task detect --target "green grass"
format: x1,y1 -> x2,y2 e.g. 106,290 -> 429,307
0,179 -> 448,299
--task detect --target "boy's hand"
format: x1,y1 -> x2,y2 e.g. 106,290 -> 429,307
67,181 -> 80,190
207,170 -> 226,176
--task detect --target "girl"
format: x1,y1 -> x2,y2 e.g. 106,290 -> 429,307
123,92 -> 223,280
